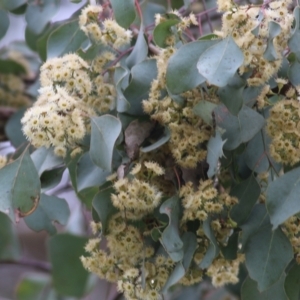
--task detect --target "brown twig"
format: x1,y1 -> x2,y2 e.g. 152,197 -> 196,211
1,259 -> 51,272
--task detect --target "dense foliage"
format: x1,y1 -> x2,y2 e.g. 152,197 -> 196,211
1,0 -> 300,299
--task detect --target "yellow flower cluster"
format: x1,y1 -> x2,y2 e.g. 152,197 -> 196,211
267,99 -> 300,165
21,50 -> 117,157
21,54 -> 96,157
0,155 -> 7,169
143,47 -> 215,168
283,216 -> 300,264
215,0 -> 294,86
111,161 -> 164,219
207,254 -> 245,287
79,5 -> 132,48
0,74 -> 31,108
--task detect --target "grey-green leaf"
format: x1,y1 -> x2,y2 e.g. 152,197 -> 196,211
110,0 -> 136,29
141,127 -> 170,153
47,19 -> 87,59
288,60 -> 300,87
230,176 -> 261,226
162,232 -> 197,292
126,25 -> 148,69
160,195 -> 184,262
48,234 -> 89,297
31,147 -> 63,176
267,166 -> 300,229
153,14 -> 181,48
166,40 -> 219,94
93,187 -> 117,234
197,36 -> 244,87
90,115 -> 122,172
199,217 -> 219,269
284,261 -> 300,300
124,59 -> 157,115
288,7 -> 300,53
245,224 -> 293,291
0,148 -> 41,222
25,0 -> 60,35
193,100 -> 218,126
214,105 -> 265,150
77,152 -> 110,192
0,212 -> 20,260
24,194 -> 70,235
0,9 -> 9,39
114,66 -> 130,113
241,275 -> 288,300
206,130 -> 226,178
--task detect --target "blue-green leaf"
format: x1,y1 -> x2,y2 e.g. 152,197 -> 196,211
284,261 -> 300,300
24,194 -> 70,235
241,275 -> 288,300
124,59 -> 157,115
141,127 -> 170,152
162,232 -> 197,292
110,0 -> 136,29
47,19 -> 87,59
267,166 -> 300,229
263,21 -> 281,61
93,187 -> 117,234
114,66 -> 130,113
0,0 -> 26,11
77,152 -> 110,191
199,217 -> 219,269
206,130 -> 226,178
0,9 -> 9,39
288,60 -> 300,87
214,105 -> 265,150
160,195 -> 184,262
197,36 -> 244,87
288,7 -> 300,53
48,234 -> 89,297
245,224 -> 293,291
126,25 -> 148,69
230,176 -> 261,226
31,147 -> 63,176
0,148 -> 40,222
90,115 -> 122,172
166,40 -> 219,94
0,212 -> 20,259
25,0 -> 60,35
193,100 -> 218,126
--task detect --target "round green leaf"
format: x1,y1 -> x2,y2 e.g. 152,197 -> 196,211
110,0 -> 136,29
153,14 -> 181,48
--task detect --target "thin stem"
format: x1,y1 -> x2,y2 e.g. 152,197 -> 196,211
101,47 -> 134,75
135,0 -> 143,23
1,259 -> 51,272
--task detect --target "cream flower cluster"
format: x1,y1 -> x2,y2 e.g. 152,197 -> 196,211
21,48 -> 118,157
79,5 -> 132,48
215,0 -> 294,86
